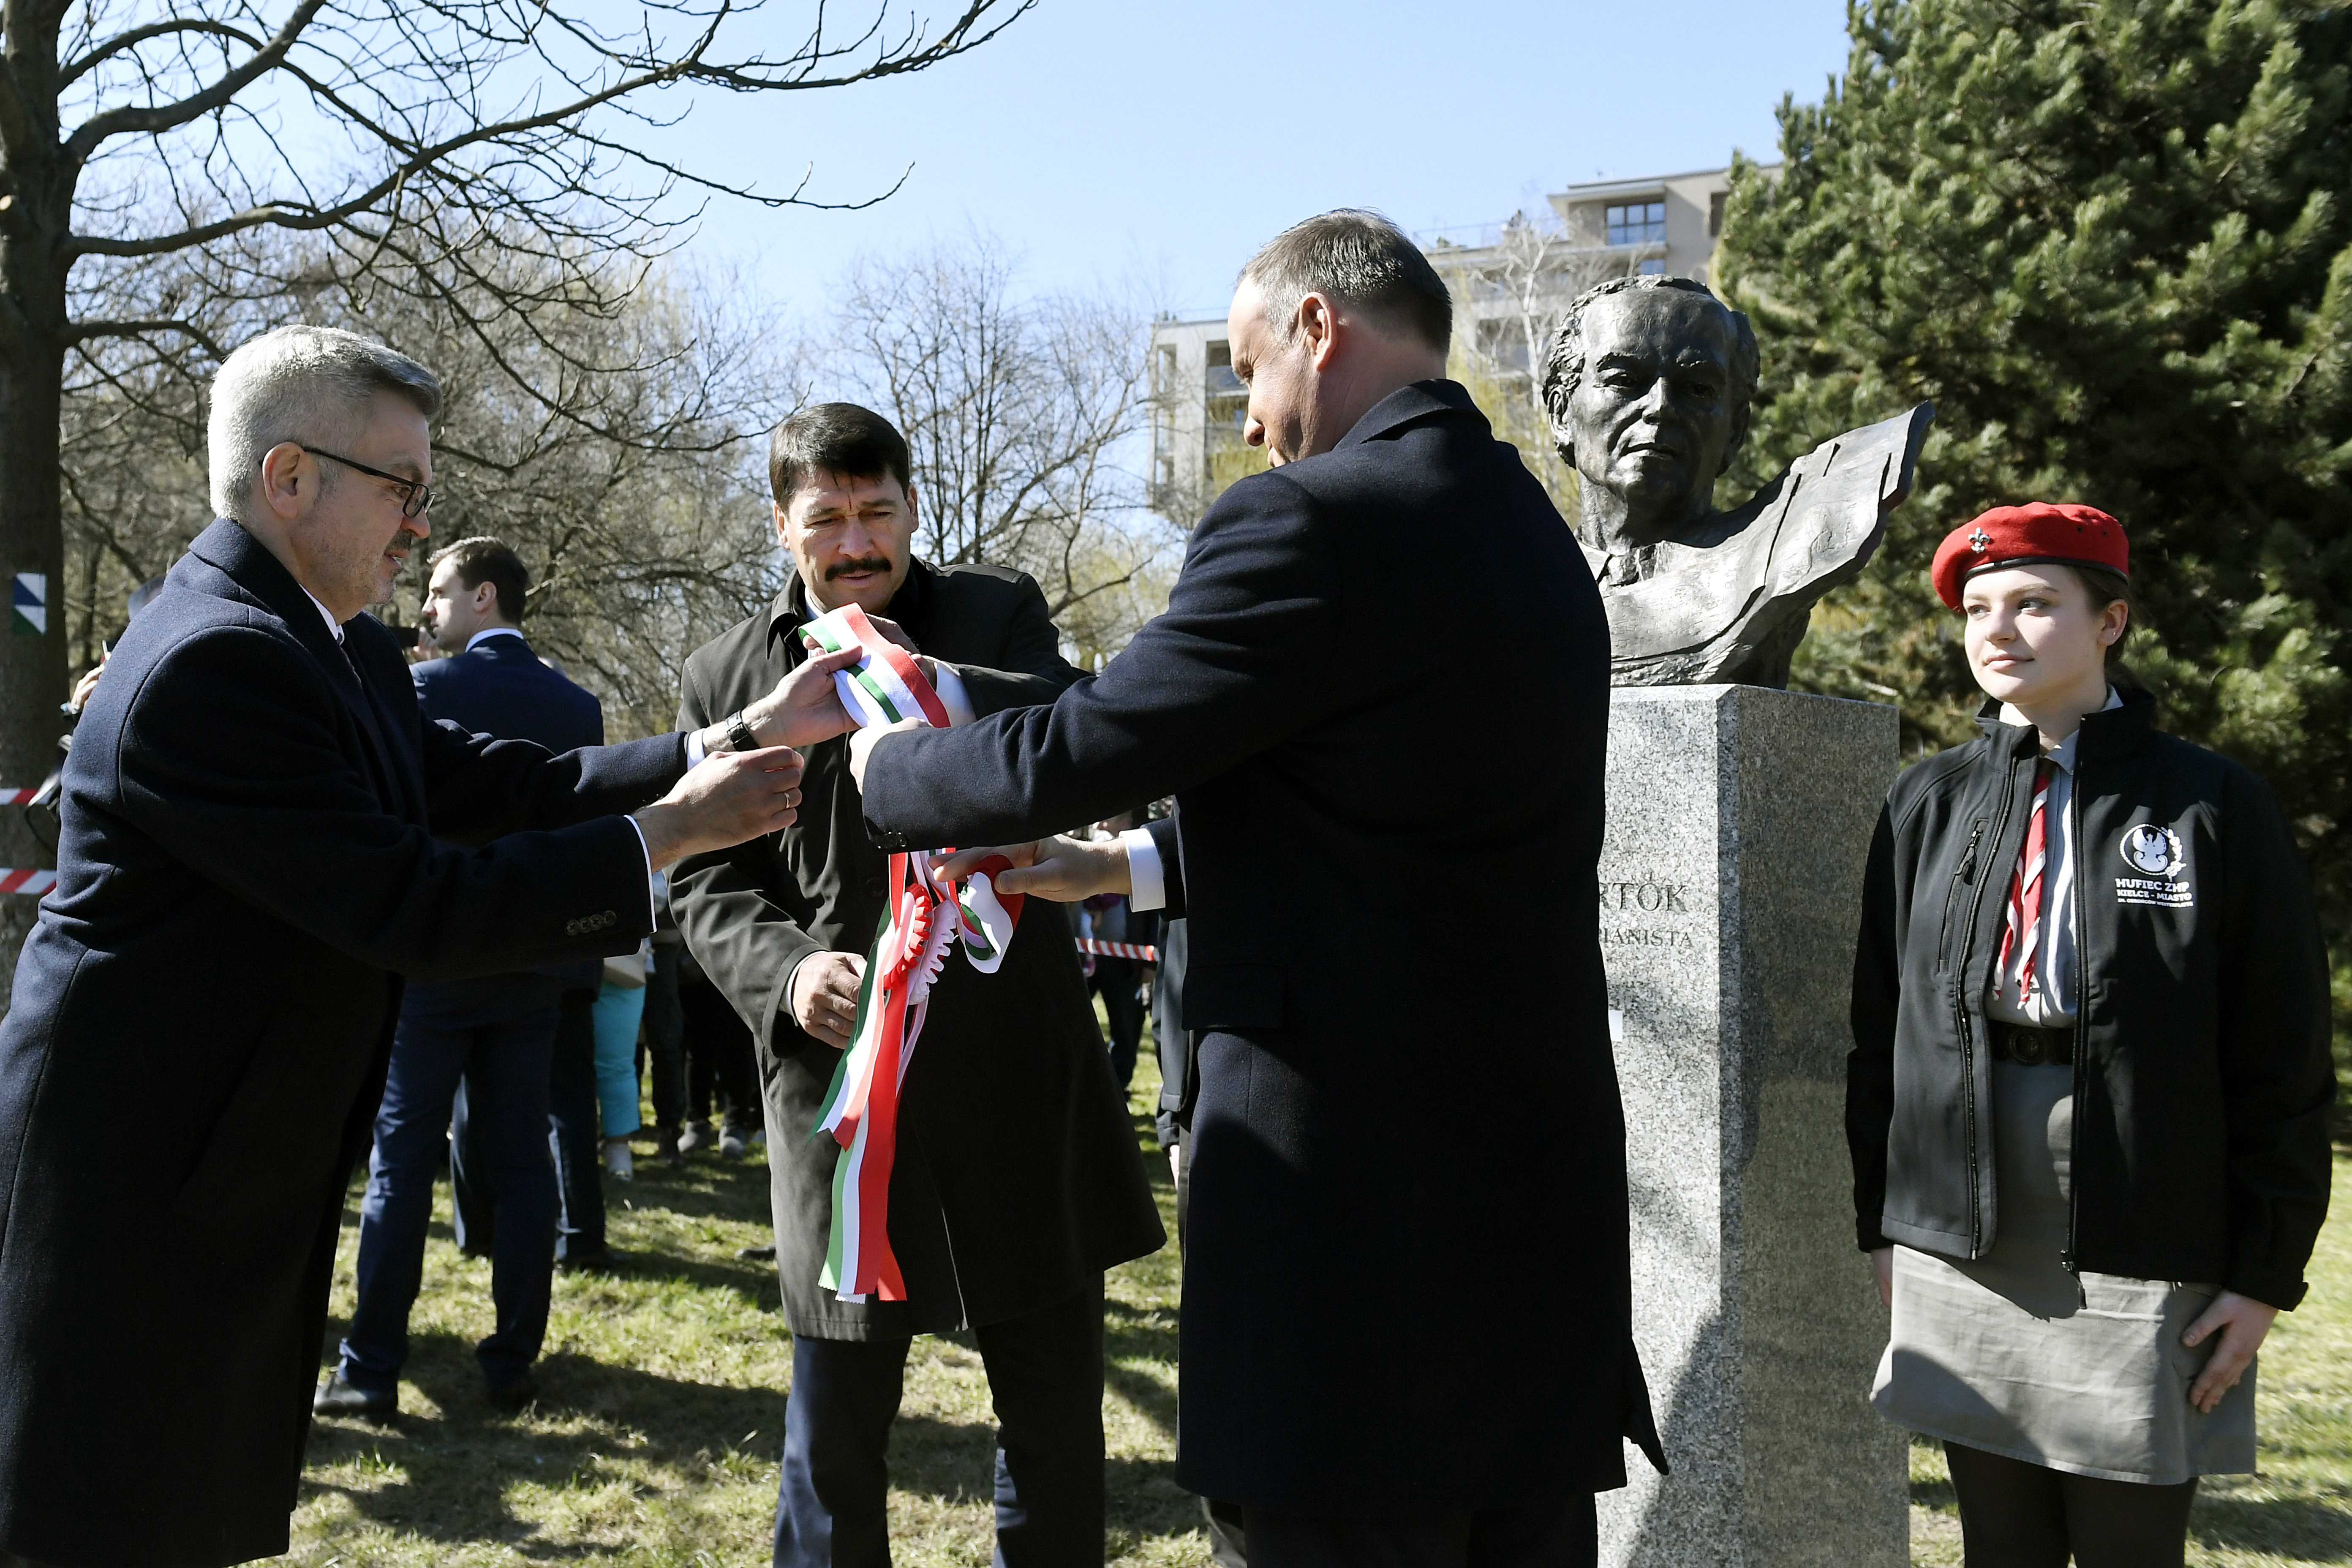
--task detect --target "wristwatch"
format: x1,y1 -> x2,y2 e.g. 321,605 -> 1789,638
725,710 -> 759,753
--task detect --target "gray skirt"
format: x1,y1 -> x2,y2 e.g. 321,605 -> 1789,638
1872,1059 -> 2256,1484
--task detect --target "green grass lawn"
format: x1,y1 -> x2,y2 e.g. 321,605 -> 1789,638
294,1043 -> 2350,1566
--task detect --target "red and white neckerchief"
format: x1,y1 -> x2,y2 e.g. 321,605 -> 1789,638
1995,758 -> 2058,1002
803,604 -> 1024,1304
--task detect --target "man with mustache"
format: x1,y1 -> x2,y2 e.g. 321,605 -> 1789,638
0,325 -> 851,1568
667,403 -> 1161,1568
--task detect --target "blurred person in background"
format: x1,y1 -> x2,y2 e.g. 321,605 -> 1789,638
593,924 -> 652,1179
642,878 -> 689,1169
318,534 -> 612,1418
675,938 -> 763,1160
1079,810 -> 1155,1094
1850,504 -> 2336,1568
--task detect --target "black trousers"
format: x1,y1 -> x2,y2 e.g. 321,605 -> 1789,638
344,980 -> 561,1392
773,1283 -> 1106,1568
1090,958 -> 1145,1090
545,988 -> 608,1259
1240,1494 -> 1597,1568
679,977 -> 761,1131
643,941 -> 688,1129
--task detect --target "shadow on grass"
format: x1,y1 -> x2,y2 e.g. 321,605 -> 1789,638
2191,1487 -> 2352,1562
306,1326 -> 1196,1558
1104,1298 -> 1180,1440
304,1334 -> 790,1555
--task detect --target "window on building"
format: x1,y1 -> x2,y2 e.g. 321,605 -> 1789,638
1606,201 -> 1666,246
1207,340 -> 1231,368
1638,259 -> 1667,276
1709,191 -> 1727,237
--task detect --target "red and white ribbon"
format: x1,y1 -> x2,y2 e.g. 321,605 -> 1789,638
0,869 -> 55,896
800,603 -> 953,731
803,603 -> 1024,1304
0,789 -> 38,806
1075,939 -> 1158,961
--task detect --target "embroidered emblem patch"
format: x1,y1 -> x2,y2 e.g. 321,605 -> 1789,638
2115,825 -> 2191,908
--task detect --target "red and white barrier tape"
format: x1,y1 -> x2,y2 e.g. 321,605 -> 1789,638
0,869 -> 55,896
1076,939 -> 1157,962
0,789 -> 39,805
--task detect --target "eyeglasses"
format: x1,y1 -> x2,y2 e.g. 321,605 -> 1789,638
297,444 -> 433,519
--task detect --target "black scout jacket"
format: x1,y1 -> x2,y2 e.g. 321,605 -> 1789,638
1847,690 -> 2335,1309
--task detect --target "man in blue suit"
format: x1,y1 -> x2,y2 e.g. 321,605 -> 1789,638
0,324 -> 856,1568
319,536 -> 608,1416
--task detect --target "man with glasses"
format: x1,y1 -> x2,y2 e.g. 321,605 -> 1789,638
0,325 -> 858,1568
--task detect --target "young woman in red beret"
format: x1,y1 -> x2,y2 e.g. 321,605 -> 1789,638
1847,503 -> 2336,1566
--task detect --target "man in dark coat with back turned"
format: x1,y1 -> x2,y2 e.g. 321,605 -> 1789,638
854,213 -> 1664,1568
0,324 -> 849,1568
669,403 -> 1162,1568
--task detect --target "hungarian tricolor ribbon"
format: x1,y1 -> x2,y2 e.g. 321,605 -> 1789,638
803,603 -> 1025,1303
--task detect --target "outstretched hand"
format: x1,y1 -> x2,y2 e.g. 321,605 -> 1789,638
631,746 -> 806,871
745,644 -> 864,750
929,835 -> 1131,902
2182,1290 -> 2277,1413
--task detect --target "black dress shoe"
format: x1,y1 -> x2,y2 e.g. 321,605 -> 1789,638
314,1370 -> 396,1418
486,1374 -> 538,1413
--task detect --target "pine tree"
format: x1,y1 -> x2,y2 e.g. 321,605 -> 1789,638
1716,0 -> 2352,999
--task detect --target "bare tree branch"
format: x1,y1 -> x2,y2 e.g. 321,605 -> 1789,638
68,316 -> 227,355
60,19 -> 264,90
64,0 -> 329,165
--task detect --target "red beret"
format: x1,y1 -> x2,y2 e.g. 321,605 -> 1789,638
1932,503 -> 2129,609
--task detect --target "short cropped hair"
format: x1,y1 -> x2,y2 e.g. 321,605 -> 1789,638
770,403 -> 913,508
1240,210 -> 1453,355
1540,276 -> 1760,438
430,536 -> 531,625
207,325 -> 441,520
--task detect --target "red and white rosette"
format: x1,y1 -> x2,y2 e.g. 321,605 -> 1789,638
803,604 -> 1026,1303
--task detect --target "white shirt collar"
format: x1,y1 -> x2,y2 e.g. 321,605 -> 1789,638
465,626 -> 525,652
299,587 -> 344,646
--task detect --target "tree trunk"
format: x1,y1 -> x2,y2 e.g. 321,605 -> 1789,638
0,329 -> 66,1013
0,114 -> 77,1009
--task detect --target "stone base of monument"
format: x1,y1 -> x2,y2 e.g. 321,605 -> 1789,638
1595,685 -> 1908,1568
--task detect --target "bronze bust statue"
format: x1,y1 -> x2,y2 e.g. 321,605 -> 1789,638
1541,276 -> 1932,687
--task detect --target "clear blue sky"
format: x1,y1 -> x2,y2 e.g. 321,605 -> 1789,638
645,0 -> 1856,316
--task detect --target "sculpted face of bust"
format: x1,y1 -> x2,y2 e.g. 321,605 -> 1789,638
1558,288 -> 1749,556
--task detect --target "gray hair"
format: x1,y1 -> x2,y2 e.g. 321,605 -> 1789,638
207,325 -> 441,520
1540,276 -> 1759,446
1240,209 -> 1454,355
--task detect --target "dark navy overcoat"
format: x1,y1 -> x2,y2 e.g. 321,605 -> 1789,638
0,520 -> 682,1567
860,381 -> 1666,1513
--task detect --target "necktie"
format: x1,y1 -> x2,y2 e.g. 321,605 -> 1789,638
1997,758 -> 2057,1001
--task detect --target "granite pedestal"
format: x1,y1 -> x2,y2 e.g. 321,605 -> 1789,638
1596,684 -> 1907,1568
